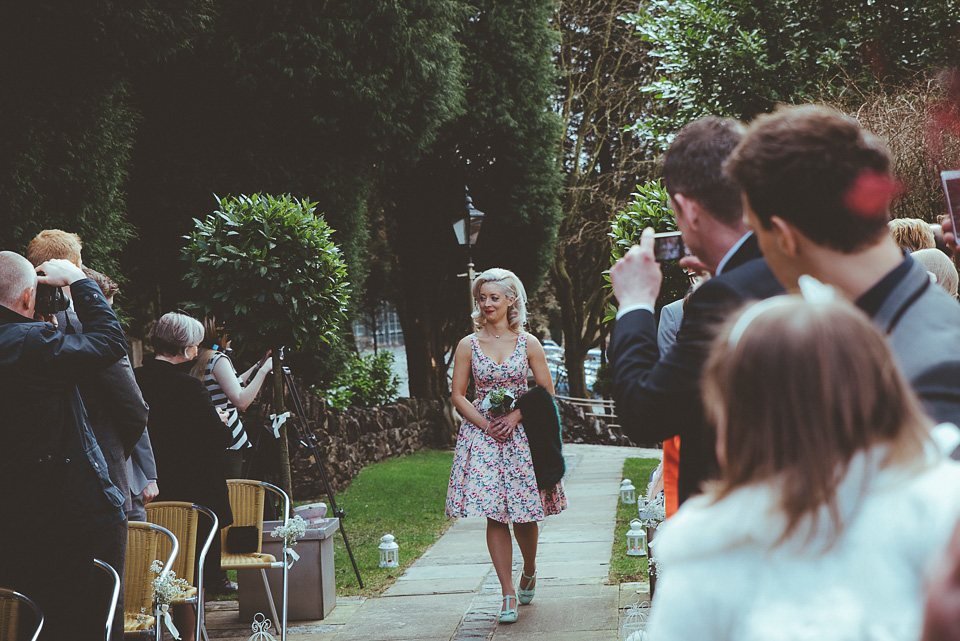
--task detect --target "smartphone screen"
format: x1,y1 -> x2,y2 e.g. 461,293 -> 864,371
943,170 -> 960,233
653,231 -> 685,262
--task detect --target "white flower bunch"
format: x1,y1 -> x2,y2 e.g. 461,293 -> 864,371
480,387 -> 516,417
271,515 -> 308,548
637,493 -> 665,528
150,560 -> 189,606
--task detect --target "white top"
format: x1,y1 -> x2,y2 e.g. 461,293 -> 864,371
648,440 -> 960,641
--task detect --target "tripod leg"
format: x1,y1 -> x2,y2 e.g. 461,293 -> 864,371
283,368 -> 365,588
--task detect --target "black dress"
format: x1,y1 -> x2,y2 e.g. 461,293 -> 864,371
134,358 -> 233,527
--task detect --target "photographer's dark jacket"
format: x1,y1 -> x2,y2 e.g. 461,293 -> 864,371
0,279 -> 128,532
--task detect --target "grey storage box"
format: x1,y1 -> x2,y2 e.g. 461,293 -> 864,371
238,517 -> 338,621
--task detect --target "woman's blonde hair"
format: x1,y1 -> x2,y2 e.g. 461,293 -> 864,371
888,218 -> 936,252
471,268 -> 528,332
190,316 -> 230,380
703,296 -> 931,546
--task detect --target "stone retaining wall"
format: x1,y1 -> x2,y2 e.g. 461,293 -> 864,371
246,383 -> 634,499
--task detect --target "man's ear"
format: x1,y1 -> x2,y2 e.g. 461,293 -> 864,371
17,286 -> 34,314
769,216 -> 800,258
672,193 -> 700,228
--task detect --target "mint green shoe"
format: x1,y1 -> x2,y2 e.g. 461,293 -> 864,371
499,595 -> 519,623
518,571 -> 536,605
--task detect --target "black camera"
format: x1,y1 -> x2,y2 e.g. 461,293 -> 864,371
35,272 -> 69,316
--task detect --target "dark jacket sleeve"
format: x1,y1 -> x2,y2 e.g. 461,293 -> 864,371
23,279 -> 127,379
98,355 -> 150,456
609,278 -> 741,444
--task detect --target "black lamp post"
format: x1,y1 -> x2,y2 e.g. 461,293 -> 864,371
453,186 -> 485,313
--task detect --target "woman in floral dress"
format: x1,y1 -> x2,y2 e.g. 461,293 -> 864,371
446,267 -> 567,624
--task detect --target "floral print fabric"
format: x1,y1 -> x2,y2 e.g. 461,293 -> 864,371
445,332 -> 567,523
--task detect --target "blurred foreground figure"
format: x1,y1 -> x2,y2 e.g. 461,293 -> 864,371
727,105 -> 960,442
647,296 -> 960,641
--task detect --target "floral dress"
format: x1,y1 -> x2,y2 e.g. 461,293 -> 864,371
445,332 -> 567,523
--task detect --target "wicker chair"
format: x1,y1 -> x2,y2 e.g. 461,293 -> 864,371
123,521 -> 178,640
221,479 -> 291,641
93,558 -> 121,641
146,502 -> 218,641
0,588 -> 43,641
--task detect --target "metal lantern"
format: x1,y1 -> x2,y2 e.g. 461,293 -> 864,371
626,518 -> 648,557
620,479 -> 637,505
620,596 -> 650,641
378,534 -> 399,568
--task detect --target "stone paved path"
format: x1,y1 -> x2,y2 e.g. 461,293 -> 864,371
205,443 -> 659,641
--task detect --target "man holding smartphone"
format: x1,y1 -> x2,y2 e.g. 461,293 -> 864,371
725,105 -> 960,456
609,116 -> 784,505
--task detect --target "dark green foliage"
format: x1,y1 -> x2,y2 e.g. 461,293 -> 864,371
182,194 -> 351,352
608,181 -> 688,318
626,0 -> 960,149
123,0 -> 466,315
386,0 -> 564,397
0,83 -> 137,277
322,352 -> 401,410
0,1 -> 214,272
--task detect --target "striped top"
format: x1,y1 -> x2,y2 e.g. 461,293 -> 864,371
206,351 -> 250,450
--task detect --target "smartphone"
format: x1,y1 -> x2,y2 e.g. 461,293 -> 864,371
653,231 -> 686,262
943,170 -> 960,234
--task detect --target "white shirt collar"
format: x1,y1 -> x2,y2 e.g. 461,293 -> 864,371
715,232 -> 753,276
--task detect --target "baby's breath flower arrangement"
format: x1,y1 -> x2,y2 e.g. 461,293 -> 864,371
271,515 -> 307,548
150,560 -> 189,639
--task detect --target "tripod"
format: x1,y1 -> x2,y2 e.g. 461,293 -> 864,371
243,359 -> 364,588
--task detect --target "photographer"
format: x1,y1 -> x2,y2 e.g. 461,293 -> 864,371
0,252 -> 128,640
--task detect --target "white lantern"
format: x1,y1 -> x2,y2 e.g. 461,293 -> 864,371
620,479 -> 636,504
626,518 -> 648,557
620,596 -> 650,641
379,534 -> 399,568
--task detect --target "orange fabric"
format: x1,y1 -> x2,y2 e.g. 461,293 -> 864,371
663,436 -> 681,518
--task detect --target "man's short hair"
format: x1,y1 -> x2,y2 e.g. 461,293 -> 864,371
725,105 -> 893,253
82,267 -> 119,300
662,116 -> 746,228
26,229 -> 83,267
0,252 -> 37,309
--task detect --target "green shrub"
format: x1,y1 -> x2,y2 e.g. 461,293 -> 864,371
323,351 -> 401,410
606,181 -> 689,320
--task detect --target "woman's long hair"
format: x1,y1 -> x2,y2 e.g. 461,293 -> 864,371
470,268 -> 528,333
190,316 -> 228,381
702,296 -> 931,546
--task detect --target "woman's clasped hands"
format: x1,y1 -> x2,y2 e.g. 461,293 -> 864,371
486,409 -> 521,443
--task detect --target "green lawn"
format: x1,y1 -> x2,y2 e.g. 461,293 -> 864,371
609,457 -> 660,584
301,449 -> 456,596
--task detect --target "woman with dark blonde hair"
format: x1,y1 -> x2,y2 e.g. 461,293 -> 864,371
647,295 -> 960,641
190,317 -> 273,478
446,267 -> 567,624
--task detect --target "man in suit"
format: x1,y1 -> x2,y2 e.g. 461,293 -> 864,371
725,104 -> 960,445
27,232 -> 149,641
609,116 -> 784,505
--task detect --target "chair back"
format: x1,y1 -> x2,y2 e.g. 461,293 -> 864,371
146,502 -> 201,585
124,521 -> 178,625
0,588 -> 43,641
92,559 -> 120,641
222,479 -> 266,553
